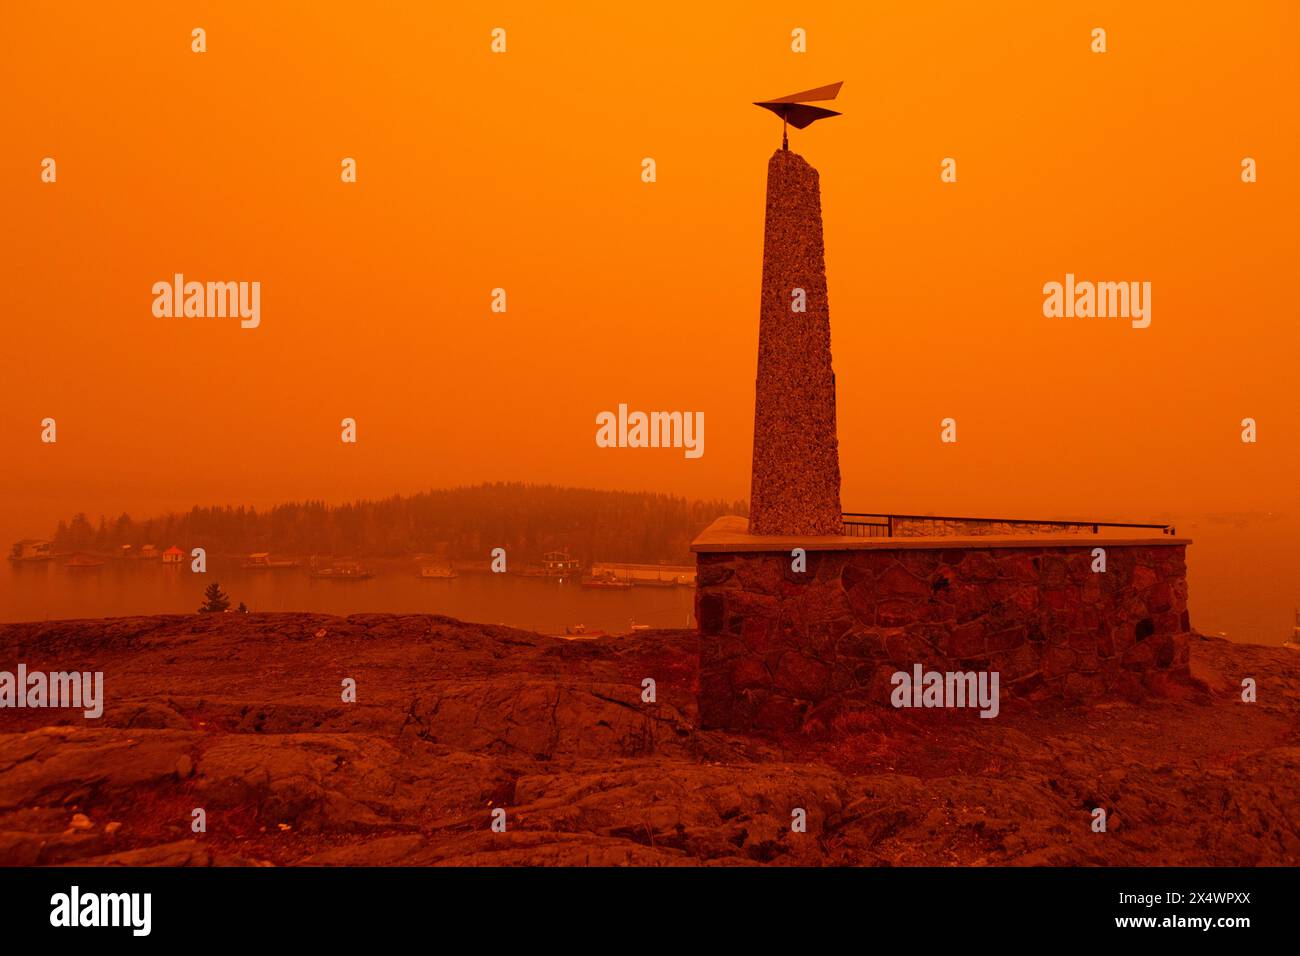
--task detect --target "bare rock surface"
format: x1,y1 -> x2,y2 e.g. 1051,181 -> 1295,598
0,613 -> 1295,865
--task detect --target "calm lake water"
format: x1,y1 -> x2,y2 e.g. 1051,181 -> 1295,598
0,563 -> 695,635
1162,513 -> 1298,646
1,514 -> 1295,643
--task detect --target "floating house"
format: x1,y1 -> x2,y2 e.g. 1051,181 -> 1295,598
9,539 -> 53,561
542,550 -> 582,578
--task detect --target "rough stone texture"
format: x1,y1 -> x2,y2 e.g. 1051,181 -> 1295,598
0,612 -> 1296,866
749,149 -> 843,535
695,542 -> 1193,733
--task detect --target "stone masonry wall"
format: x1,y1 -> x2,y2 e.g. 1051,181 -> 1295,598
696,543 -> 1191,732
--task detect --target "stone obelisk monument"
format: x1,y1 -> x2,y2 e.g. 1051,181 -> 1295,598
748,146 -> 844,535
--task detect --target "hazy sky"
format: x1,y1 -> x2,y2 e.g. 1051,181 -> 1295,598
2,1 -> 1297,543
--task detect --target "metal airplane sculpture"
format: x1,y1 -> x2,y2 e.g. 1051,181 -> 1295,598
754,81 -> 843,149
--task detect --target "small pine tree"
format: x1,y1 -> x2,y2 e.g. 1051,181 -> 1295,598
199,581 -> 231,613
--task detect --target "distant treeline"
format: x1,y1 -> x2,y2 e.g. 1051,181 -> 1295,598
49,483 -> 747,564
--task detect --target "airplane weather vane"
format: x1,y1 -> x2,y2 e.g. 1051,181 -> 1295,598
754,81 -> 844,150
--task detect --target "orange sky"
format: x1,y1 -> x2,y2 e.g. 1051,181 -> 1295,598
2,1 -> 1297,540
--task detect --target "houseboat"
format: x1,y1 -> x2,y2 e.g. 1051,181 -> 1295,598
542,549 -> 582,579
9,539 -> 53,562
64,553 -> 105,570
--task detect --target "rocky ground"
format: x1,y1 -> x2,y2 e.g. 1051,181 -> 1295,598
0,613 -> 1295,866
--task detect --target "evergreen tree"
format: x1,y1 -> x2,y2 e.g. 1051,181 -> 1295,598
199,582 -> 231,613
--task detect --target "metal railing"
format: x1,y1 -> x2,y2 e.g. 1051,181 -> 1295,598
841,512 -> 1175,538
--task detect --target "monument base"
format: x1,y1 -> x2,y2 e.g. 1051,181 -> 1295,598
692,516 -> 1193,733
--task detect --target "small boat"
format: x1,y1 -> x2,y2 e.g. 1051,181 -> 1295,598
629,622 -> 652,632
581,575 -> 632,590
243,552 -> 301,569
311,561 -> 373,580
64,554 -> 105,570
418,565 -> 458,579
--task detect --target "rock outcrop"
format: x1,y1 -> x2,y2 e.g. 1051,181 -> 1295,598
0,613 -> 1296,865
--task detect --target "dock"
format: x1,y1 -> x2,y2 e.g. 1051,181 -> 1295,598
589,562 -> 695,587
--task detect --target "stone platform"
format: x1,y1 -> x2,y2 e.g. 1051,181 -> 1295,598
692,516 -> 1193,732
